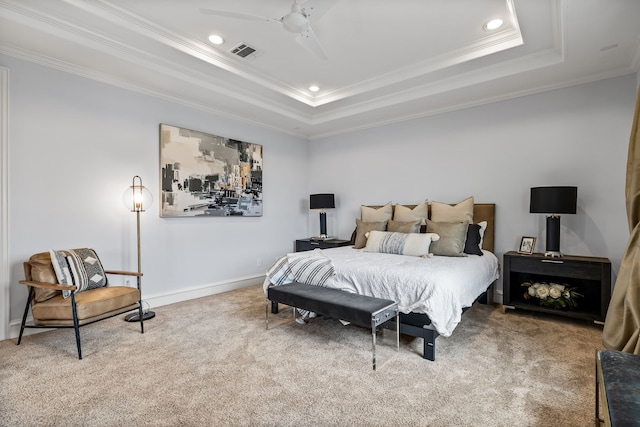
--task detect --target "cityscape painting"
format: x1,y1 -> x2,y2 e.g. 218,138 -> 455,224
160,124 -> 263,217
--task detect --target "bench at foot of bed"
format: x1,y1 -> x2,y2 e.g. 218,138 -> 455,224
268,285 -> 492,362
266,282 -> 399,370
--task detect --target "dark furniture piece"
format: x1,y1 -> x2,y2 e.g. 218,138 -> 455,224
596,350 -> 640,426
502,251 -> 611,323
266,282 -> 399,370
295,238 -> 352,252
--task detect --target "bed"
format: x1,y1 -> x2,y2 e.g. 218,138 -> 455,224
264,201 -> 499,360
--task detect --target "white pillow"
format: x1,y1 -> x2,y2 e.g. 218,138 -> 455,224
393,202 -> 429,225
431,196 -> 474,223
364,230 -> 440,257
361,202 -> 393,222
478,220 -> 487,248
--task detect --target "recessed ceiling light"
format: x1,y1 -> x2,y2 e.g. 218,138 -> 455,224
483,19 -> 504,31
208,34 -> 225,45
309,85 -> 319,92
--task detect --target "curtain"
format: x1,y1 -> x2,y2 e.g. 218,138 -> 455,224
602,84 -> 640,354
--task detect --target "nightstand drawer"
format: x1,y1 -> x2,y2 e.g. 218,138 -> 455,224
510,257 -> 603,280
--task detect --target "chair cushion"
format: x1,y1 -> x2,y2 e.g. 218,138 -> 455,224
28,252 -> 61,302
32,286 -> 140,322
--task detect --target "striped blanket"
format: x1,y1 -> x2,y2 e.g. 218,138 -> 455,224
266,250 -> 335,287
265,250 -> 336,321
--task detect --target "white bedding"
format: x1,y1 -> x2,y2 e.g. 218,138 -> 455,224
264,246 -> 499,337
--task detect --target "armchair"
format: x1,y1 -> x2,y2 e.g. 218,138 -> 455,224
17,250 -> 145,359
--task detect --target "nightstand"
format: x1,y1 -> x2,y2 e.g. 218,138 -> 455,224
503,251 -> 611,324
295,238 -> 352,252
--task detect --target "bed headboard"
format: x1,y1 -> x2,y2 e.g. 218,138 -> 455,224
472,204 -> 495,253
363,203 -> 495,253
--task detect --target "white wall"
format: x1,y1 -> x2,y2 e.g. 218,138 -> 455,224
308,74 -> 638,302
4,55 -> 309,328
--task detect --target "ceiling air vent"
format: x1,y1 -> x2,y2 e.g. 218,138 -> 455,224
230,43 -> 258,59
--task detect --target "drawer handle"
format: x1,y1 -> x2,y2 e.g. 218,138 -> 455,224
310,242 -> 320,245
541,259 -> 564,264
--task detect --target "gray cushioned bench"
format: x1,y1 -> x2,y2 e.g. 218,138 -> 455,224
596,350 -> 640,426
266,282 -> 399,370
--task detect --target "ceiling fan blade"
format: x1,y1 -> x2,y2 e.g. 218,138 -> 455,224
199,8 -> 280,25
295,26 -> 327,60
301,0 -> 337,22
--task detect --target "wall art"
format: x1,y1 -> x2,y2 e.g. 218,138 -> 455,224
160,124 -> 263,217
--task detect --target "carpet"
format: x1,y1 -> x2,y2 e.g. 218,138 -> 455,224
0,284 -> 603,426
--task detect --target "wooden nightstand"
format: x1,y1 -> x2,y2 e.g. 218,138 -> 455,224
503,251 -> 611,324
295,238 -> 352,252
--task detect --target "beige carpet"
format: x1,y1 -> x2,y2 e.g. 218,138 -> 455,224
0,284 -> 604,427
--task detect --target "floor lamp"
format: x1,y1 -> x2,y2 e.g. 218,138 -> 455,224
123,175 -> 155,321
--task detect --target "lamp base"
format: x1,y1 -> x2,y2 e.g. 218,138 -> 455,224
545,215 -> 562,258
124,311 -> 155,322
311,235 -> 334,241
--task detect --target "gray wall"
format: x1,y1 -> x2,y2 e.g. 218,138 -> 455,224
308,74 -> 638,302
4,54 -> 309,323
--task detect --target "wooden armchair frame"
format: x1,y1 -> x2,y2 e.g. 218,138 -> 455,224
18,263 -> 145,359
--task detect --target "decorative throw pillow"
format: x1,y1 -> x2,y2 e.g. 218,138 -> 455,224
387,219 -> 421,233
431,196 -> 474,223
393,202 -> 429,225
426,220 -> 469,257
361,202 -> 393,222
364,230 -> 440,257
354,219 -> 388,249
49,248 -> 108,298
463,223 -> 484,256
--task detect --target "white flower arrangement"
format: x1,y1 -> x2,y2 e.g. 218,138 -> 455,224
522,281 -> 582,309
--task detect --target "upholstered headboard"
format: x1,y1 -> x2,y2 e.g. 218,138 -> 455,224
362,203 -> 495,253
472,204 -> 495,253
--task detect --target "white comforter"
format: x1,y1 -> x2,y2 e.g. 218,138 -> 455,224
264,246 -> 499,337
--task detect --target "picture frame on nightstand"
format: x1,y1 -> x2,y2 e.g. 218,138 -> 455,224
518,236 -> 536,254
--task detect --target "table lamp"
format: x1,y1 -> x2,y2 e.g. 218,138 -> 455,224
530,186 -> 577,257
310,193 -> 335,240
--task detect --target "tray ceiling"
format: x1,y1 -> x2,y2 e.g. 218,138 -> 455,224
0,0 -> 639,138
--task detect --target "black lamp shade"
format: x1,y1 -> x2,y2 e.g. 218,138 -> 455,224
310,193 -> 335,210
530,186 -> 577,214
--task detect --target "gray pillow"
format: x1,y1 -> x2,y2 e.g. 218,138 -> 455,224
354,219 -> 387,249
387,219 -> 421,233
426,220 -> 469,257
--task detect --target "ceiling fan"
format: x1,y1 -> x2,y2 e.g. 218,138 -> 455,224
200,0 -> 333,60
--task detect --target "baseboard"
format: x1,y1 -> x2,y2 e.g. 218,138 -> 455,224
8,274 -> 266,340
143,274 -> 265,309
